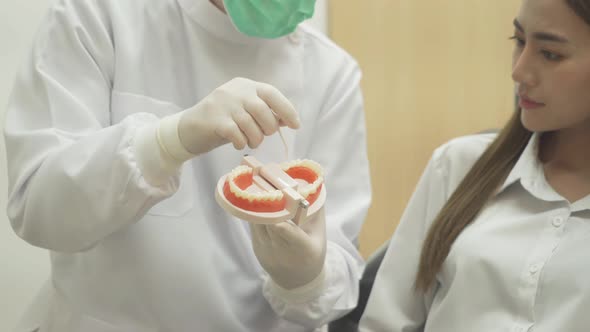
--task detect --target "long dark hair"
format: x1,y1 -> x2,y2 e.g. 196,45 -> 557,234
414,0 -> 590,293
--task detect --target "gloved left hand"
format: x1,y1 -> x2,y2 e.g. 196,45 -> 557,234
250,208 -> 327,290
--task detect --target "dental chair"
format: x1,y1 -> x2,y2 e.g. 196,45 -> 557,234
328,240 -> 389,332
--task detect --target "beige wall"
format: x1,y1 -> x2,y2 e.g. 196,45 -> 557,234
329,1 -> 521,258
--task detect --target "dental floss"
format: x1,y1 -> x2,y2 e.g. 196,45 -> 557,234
271,109 -> 289,161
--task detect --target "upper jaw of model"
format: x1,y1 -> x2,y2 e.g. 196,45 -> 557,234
225,159 -> 324,209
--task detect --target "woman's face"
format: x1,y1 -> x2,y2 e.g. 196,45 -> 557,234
512,0 -> 590,133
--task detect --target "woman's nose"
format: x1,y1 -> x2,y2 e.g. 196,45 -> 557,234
511,49 -> 538,87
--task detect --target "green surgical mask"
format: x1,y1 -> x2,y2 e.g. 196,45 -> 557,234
223,0 -> 316,39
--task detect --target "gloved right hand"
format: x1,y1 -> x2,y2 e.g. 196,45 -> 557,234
173,77 -> 300,158
137,77 -> 299,186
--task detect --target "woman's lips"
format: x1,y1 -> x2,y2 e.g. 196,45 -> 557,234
519,95 -> 545,109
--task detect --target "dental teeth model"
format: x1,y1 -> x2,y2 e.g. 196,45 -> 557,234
215,156 -> 326,225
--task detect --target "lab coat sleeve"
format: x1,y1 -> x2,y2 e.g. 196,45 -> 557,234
262,60 -> 372,327
4,0 -> 178,253
358,148 -> 449,332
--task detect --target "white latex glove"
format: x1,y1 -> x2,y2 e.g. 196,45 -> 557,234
250,208 -> 327,290
169,77 -> 300,159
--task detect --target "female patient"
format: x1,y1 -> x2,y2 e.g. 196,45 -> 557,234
360,0 -> 590,331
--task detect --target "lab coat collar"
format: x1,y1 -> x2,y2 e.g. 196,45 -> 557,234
177,0 -> 279,45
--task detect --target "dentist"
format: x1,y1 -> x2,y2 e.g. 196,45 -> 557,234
4,0 -> 372,331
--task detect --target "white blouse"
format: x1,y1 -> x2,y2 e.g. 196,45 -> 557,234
360,133 -> 590,332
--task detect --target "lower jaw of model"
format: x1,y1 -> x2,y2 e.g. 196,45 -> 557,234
223,159 -> 324,212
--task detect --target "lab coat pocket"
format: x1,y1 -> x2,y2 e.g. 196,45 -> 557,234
37,287 -> 158,332
110,90 -> 184,123
110,90 -> 194,218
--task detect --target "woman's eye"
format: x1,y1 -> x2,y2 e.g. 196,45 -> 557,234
541,50 -> 562,61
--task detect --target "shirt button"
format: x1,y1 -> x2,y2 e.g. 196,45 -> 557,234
552,216 -> 564,227
530,263 -> 541,274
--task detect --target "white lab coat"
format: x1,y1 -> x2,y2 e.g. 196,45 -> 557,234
4,0 -> 372,331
